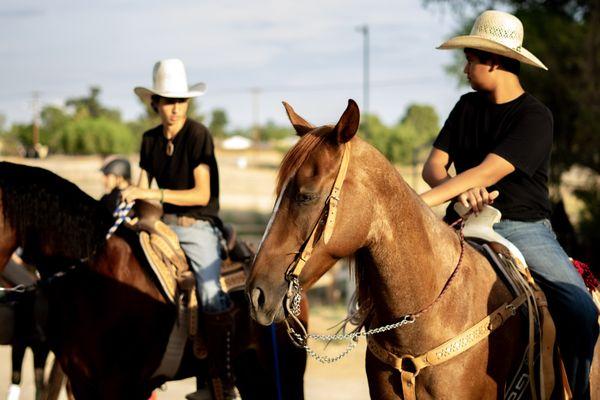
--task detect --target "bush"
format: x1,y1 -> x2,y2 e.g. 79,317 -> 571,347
58,117 -> 137,155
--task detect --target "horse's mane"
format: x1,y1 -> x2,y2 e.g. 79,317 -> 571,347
0,162 -> 113,262
276,127 -> 331,194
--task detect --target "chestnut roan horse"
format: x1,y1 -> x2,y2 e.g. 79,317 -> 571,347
247,99 -> 600,399
0,162 -> 306,400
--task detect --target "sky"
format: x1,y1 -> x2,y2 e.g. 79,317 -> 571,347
0,0 -> 469,130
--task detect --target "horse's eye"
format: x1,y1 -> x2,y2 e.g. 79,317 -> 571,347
295,192 -> 319,204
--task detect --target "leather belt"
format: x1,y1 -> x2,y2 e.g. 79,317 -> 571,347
162,214 -> 198,228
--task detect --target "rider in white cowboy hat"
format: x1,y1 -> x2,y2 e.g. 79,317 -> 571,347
123,58 -> 240,400
421,10 -> 598,398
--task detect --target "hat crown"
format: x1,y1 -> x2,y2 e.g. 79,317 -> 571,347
470,10 -> 524,50
152,59 -> 190,94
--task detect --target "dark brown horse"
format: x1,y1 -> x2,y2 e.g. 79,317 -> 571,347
1,260 -> 50,400
247,99 -> 600,399
0,161 -> 307,400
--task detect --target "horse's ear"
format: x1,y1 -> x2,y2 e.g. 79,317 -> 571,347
332,99 -> 360,144
282,101 -> 315,136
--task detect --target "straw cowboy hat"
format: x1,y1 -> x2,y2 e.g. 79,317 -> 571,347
134,58 -> 206,103
438,10 -> 547,70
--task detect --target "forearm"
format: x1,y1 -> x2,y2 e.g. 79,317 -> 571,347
422,166 -> 452,188
161,188 -> 210,207
122,186 -> 210,207
420,166 -> 493,207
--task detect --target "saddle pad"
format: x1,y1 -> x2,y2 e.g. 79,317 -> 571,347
140,231 -> 179,303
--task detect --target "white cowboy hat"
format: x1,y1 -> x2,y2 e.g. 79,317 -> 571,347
134,58 -> 206,103
437,10 -> 547,70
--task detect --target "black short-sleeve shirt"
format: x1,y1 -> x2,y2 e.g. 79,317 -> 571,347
433,92 -> 552,221
139,119 -> 220,221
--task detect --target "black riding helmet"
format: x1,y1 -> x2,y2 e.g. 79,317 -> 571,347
100,157 -> 131,181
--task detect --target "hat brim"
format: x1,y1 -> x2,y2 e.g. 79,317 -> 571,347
438,35 -> 548,70
134,82 -> 207,104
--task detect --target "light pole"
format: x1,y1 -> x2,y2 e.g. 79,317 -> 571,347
356,24 -> 370,133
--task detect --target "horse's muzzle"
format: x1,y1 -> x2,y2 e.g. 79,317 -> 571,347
247,284 -> 286,326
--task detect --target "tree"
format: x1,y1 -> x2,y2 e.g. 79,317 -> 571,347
65,86 -> 121,121
260,120 -> 295,141
360,106 -> 440,165
401,104 -> 440,149
424,0 -> 600,264
209,109 -> 229,138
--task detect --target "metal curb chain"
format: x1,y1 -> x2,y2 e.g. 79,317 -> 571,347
286,276 -> 417,364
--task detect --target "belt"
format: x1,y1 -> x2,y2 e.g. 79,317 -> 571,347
162,214 -> 198,228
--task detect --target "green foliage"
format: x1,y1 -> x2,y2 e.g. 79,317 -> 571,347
66,86 -> 122,120
209,109 -> 229,138
58,117 -> 137,155
2,87 -> 138,155
360,104 -> 440,165
424,0 -> 600,263
260,120 -> 295,141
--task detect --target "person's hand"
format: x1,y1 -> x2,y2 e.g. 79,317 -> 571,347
121,186 -> 156,203
457,187 -> 499,215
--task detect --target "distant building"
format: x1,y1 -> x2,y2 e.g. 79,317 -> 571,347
221,135 -> 252,150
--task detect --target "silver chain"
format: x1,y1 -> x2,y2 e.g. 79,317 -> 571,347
286,277 -> 416,364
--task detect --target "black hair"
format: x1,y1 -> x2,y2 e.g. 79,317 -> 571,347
464,48 -> 521,75
150,94 -> 161,114
150,95 -> 189,114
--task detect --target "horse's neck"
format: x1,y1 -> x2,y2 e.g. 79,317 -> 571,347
359,149 -> 463,322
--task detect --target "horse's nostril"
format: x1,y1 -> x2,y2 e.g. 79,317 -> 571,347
251,287 -> 266,310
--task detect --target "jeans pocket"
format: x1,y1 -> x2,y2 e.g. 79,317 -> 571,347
539,219 -> 557,239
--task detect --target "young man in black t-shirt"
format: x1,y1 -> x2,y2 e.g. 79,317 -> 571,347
123,59 -> 239,400
421,10 -> 598,398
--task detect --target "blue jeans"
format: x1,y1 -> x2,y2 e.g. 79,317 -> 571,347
170,220 -> 230,313
494,219 -> 599,399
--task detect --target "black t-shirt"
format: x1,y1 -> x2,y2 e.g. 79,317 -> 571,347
433,92 -> 553,221
139,119 -> 220,221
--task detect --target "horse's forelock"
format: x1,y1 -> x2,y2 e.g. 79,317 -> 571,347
275,127 -> 332,194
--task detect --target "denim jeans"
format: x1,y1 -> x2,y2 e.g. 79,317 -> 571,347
494,218 -> 599,399
170,220 -> 230,313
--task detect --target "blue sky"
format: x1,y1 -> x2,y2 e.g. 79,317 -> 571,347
0,0 -> 469,129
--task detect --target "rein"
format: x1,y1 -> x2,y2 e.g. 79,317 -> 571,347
1,202 -> 134,301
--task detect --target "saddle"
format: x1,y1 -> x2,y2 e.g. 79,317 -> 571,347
456,204 -> 570,399
132,200 -> 250,305
123,200 -> 253,379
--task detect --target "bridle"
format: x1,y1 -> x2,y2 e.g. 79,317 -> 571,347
283,141 -> 351,347
279,140 -> 468,368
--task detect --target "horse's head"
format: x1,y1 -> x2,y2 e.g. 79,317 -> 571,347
248,100 -> 374,325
